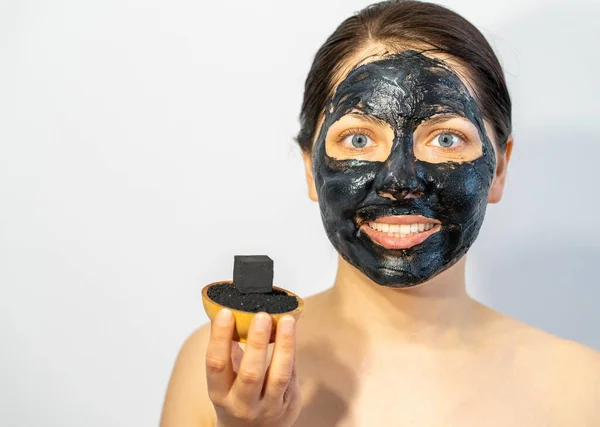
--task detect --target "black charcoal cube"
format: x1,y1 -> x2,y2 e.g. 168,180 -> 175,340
233,255 -> 274,294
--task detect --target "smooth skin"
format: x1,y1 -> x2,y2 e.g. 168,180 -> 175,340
160,44 -> 600,427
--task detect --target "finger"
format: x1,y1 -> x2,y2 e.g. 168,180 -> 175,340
231,341 -> 244,373
205,308 -> 235,403
263,315 -> 296,404
283,360 -> 300,406
231,312 -> 272,404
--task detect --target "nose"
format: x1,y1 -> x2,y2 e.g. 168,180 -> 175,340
376,156 -> 425,201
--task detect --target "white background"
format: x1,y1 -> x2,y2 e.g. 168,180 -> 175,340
1,0 -> 599,425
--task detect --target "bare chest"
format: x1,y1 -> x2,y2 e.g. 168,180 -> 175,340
291,350 -> 585,427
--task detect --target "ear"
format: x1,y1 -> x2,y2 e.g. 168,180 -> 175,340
488,135 -> 514,204
302,150 -> 318,202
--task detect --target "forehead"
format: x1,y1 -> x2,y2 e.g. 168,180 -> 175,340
311,44 -> 499,148
330,44 -> 477,100
328,51 -> 475,125
337,51 -> 463,92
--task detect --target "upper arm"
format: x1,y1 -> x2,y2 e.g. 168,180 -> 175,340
160,323 -> 218,427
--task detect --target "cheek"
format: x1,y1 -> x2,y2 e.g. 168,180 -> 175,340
317,171 -> 374,222
314,152 -> 379,212
321,172 -> 372,203
420,161 -> 493,219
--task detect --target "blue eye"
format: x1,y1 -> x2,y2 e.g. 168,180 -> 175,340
431,133 -> 462,148
343,133 -> 374,149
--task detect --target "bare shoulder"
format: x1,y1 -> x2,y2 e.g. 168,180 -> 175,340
537,329 -> 600,397
505,315 -> 600,374
490,311 -> 600,421
160,323 -> 217,427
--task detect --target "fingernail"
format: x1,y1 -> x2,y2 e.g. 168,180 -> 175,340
215,308 -> 232,326
280,317 -> 295,334
253,313 -> 271,330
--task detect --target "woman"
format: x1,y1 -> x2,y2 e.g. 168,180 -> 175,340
160,1 -> 600,426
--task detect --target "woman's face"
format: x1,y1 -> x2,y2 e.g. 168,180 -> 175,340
305,49 -> 508,288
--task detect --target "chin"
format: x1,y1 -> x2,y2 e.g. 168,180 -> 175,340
338,235 -> 467,288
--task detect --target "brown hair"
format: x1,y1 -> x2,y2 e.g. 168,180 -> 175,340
296,0 -> 511,152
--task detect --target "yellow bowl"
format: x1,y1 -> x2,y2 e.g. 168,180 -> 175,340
202,281 -> 304,343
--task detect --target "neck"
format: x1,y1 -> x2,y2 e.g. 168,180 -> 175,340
326,255 -> 483,346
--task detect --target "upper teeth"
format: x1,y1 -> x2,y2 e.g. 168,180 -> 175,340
368,222 -> 437,236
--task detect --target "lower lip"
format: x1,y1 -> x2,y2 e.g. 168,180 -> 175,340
359,223 -> 441,250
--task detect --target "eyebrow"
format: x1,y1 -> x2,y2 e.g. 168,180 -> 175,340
420,113 -> 466,126
347,112 -> 466,128
347,113 -> 389,127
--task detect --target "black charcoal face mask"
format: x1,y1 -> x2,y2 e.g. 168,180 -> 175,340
312,50 -> 496,287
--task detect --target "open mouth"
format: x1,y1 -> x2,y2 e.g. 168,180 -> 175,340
359,215 -> 441,250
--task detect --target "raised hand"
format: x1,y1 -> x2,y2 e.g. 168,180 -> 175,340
205,308 -> 301,427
